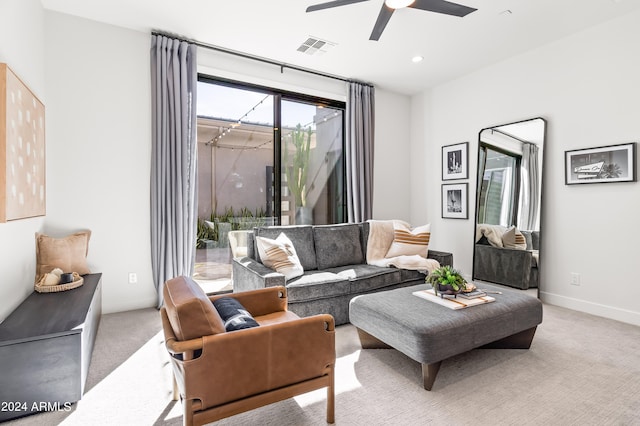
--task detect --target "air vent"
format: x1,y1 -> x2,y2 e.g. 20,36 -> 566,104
297,36 -> 336,56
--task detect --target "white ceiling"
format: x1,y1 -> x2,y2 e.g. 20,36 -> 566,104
41,0 -> 640,95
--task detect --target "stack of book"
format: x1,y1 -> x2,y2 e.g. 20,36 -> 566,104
458,289 -> 487,299
413,289 -> 495,310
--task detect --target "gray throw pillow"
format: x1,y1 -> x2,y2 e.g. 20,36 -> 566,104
313,224 -> 364,270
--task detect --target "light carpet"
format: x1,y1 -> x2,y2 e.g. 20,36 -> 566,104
8,303 -> 640,426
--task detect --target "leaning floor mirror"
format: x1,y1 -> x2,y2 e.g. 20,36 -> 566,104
472,118 -> 547,295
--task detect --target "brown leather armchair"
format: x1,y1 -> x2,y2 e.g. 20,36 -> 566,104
160,276 -> 336,425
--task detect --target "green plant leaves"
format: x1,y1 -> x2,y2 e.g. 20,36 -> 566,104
426,264 -> 466,291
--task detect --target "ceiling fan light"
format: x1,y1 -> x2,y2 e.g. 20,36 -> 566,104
384,0 -> 415,9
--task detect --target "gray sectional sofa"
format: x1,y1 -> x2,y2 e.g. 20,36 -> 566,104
473,230 -> 539,290
232,222 -> 453,325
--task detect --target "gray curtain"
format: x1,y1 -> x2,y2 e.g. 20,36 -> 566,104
519,142 -> 539,230
150,35 -> 198,308
345,82 -> 375,222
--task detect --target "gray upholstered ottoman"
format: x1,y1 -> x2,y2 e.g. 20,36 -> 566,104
349,283 -> 543,390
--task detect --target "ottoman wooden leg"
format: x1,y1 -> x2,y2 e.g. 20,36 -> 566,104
480,326 -> 537,349
421,361 -> 442,391
356,328 -> 392,349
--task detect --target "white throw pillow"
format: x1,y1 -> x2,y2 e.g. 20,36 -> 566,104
502,226 -> 528,250
385,223 -> 431,258
256,233 -> 304,280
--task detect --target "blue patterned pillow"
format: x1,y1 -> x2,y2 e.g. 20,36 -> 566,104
212,297 -> 259,332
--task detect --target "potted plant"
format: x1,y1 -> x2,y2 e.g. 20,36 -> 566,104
283,123 -> 313,224
426,265 -> 467,298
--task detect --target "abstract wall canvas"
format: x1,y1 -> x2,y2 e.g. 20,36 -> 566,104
0,63 -> 46,222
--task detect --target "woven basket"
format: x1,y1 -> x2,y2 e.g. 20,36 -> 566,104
35,273 -> 84,293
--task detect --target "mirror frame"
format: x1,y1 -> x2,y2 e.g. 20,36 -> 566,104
472,117 -> 547,297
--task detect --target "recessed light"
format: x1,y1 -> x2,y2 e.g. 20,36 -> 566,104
412,55 -> 424,63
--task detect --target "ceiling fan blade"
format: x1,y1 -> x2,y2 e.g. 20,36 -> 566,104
306,0 -> 370,13
369,4 -> 394,41
409,0 -> 477,17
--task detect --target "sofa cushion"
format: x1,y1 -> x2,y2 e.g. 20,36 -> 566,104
313,223 -> 364,270
385,222 -> 431,258
398,268 -> 427,283
256,233 -> 304,280
254,226 -> 317,270
530,250 -> 539,267
285,271 -> 350,302
163,276 -> 226,341
531,231 -> 540,250
324,264 -> 401,294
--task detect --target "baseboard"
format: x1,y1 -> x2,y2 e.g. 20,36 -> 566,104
539,291 -> 640,327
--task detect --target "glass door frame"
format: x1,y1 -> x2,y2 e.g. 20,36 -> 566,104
198,74 -> 347,226
478,143 -> 522,227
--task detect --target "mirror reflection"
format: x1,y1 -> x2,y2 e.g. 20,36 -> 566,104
473,118 -> 546,292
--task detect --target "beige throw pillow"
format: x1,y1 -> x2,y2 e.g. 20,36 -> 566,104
502,226 -> 528,250
256,233 -> 304,280
385,223 -> 430,258
35,230 -> 92,284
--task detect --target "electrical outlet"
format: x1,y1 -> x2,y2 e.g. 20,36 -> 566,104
128,272 -> 138,284
570,272 -> 581,286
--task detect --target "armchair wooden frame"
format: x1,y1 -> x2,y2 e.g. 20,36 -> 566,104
160,284 -> 335,426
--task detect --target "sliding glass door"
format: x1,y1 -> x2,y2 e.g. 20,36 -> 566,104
477,146 -> 520,227
280,99 -> 344,225
194,77 -> 345,292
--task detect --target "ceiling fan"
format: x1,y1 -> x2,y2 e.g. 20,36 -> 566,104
306,0 -> 477,41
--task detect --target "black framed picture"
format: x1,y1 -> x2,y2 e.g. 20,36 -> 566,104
442,142 -> 468,181
441,183 -> 468,219
565,142 -> 636,185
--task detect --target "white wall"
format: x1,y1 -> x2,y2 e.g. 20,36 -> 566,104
412,9 -> 640,326
197,48 -> 347,103
373,89 -> 412,221
0,0 -> 46,322
43,11 -> 156,313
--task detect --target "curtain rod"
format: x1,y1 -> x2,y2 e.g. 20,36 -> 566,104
152,30 -> 373,88
491,128 -> 527,144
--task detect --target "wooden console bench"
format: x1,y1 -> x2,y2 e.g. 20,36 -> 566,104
0,273 -> 102,421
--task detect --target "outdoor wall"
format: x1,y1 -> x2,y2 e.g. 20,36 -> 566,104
197,141 -> 273,219
44,11 -> 156,313
412,9 -> 640,326
0,0 -> 46,323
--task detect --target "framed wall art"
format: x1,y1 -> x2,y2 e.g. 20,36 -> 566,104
442,142 -> 468,180
565,142 -> 636,185
442,183 -> 468,219
1,63 -> 46,222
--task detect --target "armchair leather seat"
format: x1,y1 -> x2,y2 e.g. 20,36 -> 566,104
160,276 -> 336,425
